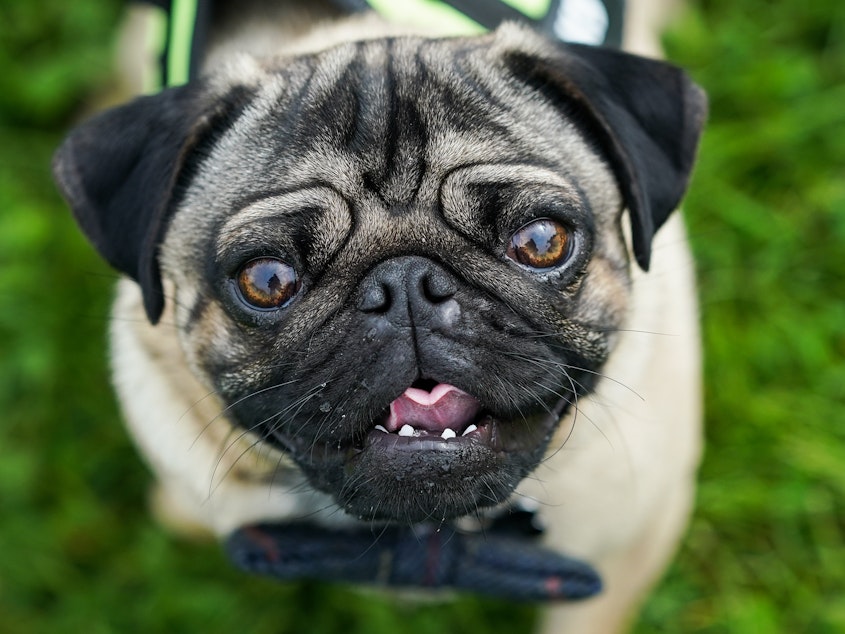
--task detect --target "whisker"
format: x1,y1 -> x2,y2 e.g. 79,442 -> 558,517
207,383 -> 328,495
190,377 -> 303,448
500,349 -> 644,402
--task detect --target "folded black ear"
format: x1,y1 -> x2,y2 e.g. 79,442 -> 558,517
52,83 -> 253,323
505,42 -> 707,270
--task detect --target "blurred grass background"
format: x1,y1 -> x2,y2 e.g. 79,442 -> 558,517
1,0 -> 843,632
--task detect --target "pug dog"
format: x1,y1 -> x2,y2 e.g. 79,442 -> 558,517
53,0 -> 706,631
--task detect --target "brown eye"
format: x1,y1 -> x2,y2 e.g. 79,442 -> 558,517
507,219 -> 572,270
236,258 -> 300,309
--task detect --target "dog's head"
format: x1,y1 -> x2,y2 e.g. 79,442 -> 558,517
53,24 -> 705,524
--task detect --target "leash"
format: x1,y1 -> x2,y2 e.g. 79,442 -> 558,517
225,518 -> 602,601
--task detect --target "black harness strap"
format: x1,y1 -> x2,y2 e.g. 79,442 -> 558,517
439,0 -> 535,30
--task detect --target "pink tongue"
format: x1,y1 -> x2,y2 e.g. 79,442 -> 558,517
385,384 -> 481,433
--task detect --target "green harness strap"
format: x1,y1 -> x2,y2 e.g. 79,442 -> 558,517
167,0 -> 199,87
364,0 -> 552,35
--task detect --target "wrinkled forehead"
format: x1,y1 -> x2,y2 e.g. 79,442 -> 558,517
193,35 -> 604,207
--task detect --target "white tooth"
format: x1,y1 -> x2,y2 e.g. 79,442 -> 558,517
398,424 -> 415,437
441,428 -> 457,440
462,424 -> 478,437
374,424 -> 389,433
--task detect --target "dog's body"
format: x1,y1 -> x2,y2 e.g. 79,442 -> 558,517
55,1 -> 704,631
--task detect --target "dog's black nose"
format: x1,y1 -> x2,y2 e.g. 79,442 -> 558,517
357,256 -> 459,328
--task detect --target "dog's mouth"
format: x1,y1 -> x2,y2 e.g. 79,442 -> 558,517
270,377 -> 569,523
371,382 -> 488,442
357,379 -> 567,457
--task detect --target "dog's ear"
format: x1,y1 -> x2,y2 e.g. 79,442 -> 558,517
53,83 -> 253,323
502,34 -> 707,270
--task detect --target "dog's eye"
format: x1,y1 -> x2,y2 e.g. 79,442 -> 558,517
507,219 -> 572,270
236,258 -> 300,310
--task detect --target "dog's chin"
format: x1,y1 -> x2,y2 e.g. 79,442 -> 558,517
269,383 -> 569,524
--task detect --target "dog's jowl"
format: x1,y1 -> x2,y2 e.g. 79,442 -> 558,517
53,3 -> 706,632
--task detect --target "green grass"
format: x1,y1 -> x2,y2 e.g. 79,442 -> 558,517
637,3 -> 845,632
1,0 -> 843,632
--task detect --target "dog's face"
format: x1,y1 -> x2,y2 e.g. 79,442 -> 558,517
53,25 -> 705,524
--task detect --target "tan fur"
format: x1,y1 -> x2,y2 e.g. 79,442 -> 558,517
107,2 -> 700,632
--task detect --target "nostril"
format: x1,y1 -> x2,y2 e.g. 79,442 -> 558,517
421,271 -> 456,304
358,282 -> 391,313
357,257 -> 458,317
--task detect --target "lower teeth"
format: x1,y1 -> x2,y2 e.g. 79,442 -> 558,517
374,423 -> 479,438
